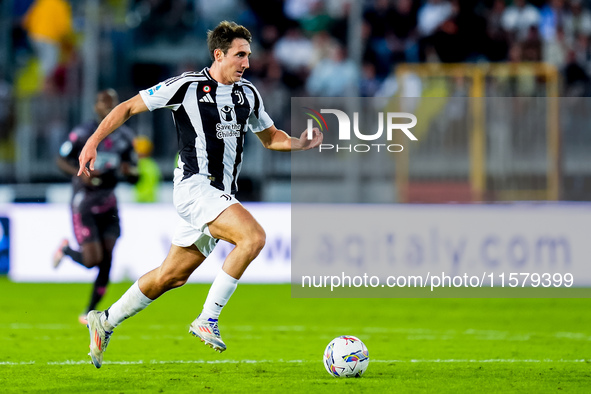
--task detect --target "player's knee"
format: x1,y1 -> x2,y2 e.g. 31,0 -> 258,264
245,227 -> 266,257
82,246 -> 103,268
163,275 -> 188,290
169,278 -> 188,290
83,256 -> 102,268
158,270 -> 189,290
254,228 -> 266,252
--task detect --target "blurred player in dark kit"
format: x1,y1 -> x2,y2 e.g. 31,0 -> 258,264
53,89 -> 138,324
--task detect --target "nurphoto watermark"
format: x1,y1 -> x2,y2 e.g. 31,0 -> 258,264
302,106 -> 418,153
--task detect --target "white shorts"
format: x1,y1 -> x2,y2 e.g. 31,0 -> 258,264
172,172 -> 239,256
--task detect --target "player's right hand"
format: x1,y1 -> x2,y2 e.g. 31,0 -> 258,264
78,143 -> 97,177
297,127 -> 323,151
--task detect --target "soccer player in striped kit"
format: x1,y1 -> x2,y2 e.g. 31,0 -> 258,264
78,21 -> 323,368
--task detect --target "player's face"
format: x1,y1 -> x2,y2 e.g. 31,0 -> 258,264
217,38 -> 251,84
94,92 -> 118,120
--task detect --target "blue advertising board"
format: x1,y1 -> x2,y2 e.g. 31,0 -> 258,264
0,217 -> 8,274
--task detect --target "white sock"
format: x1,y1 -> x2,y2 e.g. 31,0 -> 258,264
200,269 -> 239,321
102,281 -> 152,330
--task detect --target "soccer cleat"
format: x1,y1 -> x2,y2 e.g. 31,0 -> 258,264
87,310 -> 112,368
52,239 -> 69,268
78,313 -> 88,325
189,317 -> 227,353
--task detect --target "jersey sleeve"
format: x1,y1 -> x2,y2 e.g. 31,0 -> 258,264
139,73 -> 195,112
244,84 -> 274,133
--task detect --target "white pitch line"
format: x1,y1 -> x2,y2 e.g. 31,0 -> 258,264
3,325 -> 590,342
1,359 -> 588,366
390,359 -> 590,363
2,324 -> 590,342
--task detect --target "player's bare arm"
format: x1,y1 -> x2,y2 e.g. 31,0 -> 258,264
78,94 -> 148,177
256,124 -> 323,152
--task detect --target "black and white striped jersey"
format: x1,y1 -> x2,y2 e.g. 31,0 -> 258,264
139,67 -> 273,194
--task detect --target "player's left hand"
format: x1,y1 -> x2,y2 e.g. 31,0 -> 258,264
297,127 -> 323,151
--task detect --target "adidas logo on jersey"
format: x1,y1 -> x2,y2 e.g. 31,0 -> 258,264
199,93 -> 214,103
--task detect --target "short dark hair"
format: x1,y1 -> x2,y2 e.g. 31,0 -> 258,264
97,88 -> 118,102
207,21 -> 252,60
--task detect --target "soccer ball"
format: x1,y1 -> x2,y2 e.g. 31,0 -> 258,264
323,335 -> 369,378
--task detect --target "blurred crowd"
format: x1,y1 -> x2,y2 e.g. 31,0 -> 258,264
250,0 -> 591,97
0,0 -> 590,197
5,0 -> 591,99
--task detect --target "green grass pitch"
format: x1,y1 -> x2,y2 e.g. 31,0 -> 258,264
0,276 -> 590,393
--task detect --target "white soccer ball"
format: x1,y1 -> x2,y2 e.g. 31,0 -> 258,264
323,335 -> 369,378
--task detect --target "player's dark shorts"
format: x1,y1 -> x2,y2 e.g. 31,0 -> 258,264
71,191 -> 121,245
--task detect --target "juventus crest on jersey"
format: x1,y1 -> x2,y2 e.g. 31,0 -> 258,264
139,68 -> 273,194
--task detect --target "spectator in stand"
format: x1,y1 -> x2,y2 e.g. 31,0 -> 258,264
420,0 -> 483,63
327,0 -> 351,45
299,1 -> 334,34
196,0 -> 244,31
539,0 -> 567,42
429,0 -> 466,62
486,0 -> 511,61
258,25 -> 281,51
417,0 -> 453,38
273,25 -> 314,90
133,136 -> 161,203
0,73 -> 15,166
564,48 -> 591,96
306,43 -> 358,96
22,0 -> 74,92
130,0 -> 193,43
11,0 -> 35,63
521,25 -> 543,61
501,0 -> 541,42
243,0 -> 289,28
573,32 -> 591,76
417,0 -> 453,61
564,0 -> 591,44
359,62 -> 381,97
283,0 -> 320,22
364,0 -> 395,75
389,0 -> 419,64
324,0 -> 353,21
310,30 -> 339,68
543,25 -> 568,68
505,41 -> 538,95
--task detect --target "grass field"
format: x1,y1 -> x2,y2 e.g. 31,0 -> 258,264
0,276 -> 590,393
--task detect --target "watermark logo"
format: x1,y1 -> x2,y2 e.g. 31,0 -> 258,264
304,108 -> 418,152
303,107 -> 329,134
